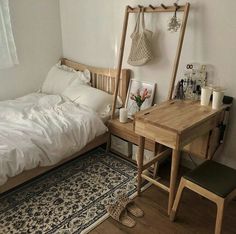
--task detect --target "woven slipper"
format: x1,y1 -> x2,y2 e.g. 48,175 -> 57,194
107,202 -> 136,228
118,194 -> 144,218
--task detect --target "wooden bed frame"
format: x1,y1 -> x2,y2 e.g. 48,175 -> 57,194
0,58 -> 131,194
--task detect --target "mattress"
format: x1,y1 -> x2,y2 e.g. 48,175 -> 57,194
0,93 -> 107,186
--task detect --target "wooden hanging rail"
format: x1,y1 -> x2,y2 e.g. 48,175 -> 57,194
127,4 -> 185,13
111,3 -> 190,119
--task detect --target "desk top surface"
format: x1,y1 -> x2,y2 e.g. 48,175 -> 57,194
134,100 -> 226,133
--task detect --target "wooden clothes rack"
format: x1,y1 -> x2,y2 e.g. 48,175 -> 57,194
111,3 -> 190,118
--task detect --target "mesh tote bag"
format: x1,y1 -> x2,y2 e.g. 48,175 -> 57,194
127,7 -> 153,66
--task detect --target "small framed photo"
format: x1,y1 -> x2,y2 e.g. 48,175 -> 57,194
125,79 -> 156,118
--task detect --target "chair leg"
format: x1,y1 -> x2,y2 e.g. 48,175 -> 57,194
170,177 -> 186,222
215,199 -> 225,234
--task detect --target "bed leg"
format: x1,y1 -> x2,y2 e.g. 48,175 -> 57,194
106,133 -> 111,153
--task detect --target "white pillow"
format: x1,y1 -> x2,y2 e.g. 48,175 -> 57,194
62,82 -> 122,115
42,64 -> 91,94
56,62 -> 91,85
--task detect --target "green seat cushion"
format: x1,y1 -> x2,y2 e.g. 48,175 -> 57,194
184,160 -> 236,198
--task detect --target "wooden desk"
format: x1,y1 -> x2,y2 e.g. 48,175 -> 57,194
134,100 -> 228,215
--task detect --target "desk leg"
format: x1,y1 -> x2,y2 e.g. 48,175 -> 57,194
168,149 -> 181,215
137,136 -> 145,196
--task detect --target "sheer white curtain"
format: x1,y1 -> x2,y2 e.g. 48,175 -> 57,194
0,0 -> 18,69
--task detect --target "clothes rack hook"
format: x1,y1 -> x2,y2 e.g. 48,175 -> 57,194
138,5 -> 143,9
149,4 -> 155,10
161,4 -> 167,9
128,5 -> 134,10
174,3 -> 180,10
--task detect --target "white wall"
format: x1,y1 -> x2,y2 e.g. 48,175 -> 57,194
60,0 -> 236,168
0,0 -> 62,101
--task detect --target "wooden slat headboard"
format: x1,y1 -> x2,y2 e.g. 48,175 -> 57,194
61,58 -> 131,105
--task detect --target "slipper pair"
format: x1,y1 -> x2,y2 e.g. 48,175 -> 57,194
107,194 -> 143,228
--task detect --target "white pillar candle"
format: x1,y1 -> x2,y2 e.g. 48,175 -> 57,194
201,87 -> 212,106
212,90 -> 224,109
119,108 -> 128,123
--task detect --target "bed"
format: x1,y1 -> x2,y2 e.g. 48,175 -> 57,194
0,58 -> 130,194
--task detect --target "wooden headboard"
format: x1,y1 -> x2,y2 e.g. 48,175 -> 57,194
61,58 -> 131,104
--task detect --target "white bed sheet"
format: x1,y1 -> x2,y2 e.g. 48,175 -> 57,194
0,93 -> 107,186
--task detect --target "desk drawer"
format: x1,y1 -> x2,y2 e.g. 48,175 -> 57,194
135,120 -> 177,149
109,120 -> 155,151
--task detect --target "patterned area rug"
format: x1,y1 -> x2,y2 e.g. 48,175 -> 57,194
0,148 -> 147,234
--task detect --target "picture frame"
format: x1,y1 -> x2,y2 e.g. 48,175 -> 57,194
125,79 -> 156,118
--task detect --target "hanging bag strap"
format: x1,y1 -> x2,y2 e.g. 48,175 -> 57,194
140,7 -> 146,32
131,7 -> 142,36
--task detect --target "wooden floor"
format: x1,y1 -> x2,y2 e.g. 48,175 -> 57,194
91,163 -> 236,234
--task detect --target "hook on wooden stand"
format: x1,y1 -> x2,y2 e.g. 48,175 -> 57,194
174,3 -> 180,10
161,4 -> 168,9
128,5 -> 134,11
149,4 -> 155,10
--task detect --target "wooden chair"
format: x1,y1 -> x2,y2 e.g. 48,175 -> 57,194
170,160 -> 236,234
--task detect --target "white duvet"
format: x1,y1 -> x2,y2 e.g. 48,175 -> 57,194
0,93 -> 107,186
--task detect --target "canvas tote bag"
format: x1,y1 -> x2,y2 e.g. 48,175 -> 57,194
127,7 -> 153,66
